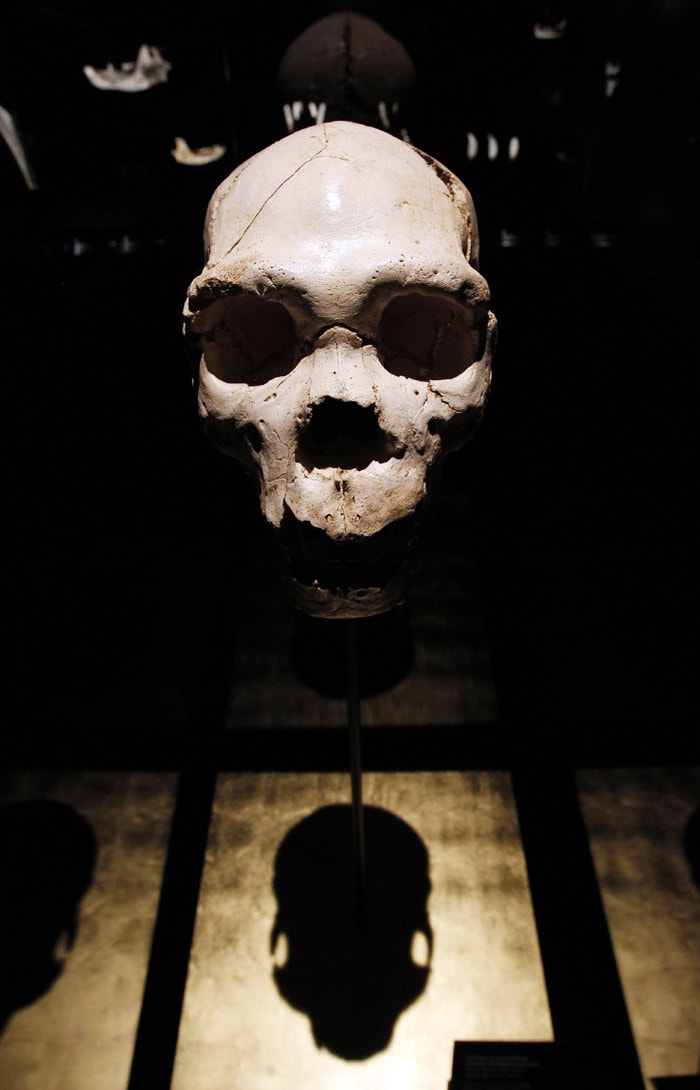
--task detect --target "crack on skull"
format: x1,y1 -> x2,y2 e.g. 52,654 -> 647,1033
425,383 -> 461,439
210,137 -> 332,268
427,383 -> 458,410
295,398 -> 403,471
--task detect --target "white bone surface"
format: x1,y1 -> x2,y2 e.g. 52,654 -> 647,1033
171,137 -> 226,166
83,45 -> 171,92
184,121 -> 496,617
0,104 -> 37,190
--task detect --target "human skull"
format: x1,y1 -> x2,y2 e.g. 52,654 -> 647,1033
184,120 -> 496,618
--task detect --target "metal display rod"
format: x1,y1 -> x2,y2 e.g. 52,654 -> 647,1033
345,619 -> 367,924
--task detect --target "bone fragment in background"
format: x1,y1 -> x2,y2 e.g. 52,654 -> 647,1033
171,136 -> 226,166
0,104 -> 38,189
83,44 -> 171,92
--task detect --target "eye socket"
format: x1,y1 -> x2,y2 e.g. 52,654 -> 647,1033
200,294 -> 298,385
378,292 -> 484,381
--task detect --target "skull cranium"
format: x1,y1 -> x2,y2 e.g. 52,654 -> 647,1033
184,120 -> 496,618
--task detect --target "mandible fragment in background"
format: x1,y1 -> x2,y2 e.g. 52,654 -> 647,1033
184,120 -> 496,618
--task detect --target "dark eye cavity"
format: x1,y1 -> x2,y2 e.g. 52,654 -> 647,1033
378,293 -> 484,381
201,294 -> 298,385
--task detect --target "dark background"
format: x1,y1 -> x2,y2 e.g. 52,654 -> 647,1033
2,0 -> 698,767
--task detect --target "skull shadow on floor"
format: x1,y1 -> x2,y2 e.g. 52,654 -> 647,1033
270,803 -> 432,1061
0,799 -> 98,1036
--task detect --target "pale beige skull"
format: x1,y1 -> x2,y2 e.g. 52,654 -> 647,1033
184,120 -> 496,618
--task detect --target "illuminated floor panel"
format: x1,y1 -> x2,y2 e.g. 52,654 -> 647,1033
172,771 -> 552,1090
577,766 -> 700,1087
0,769 -> 177,1090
